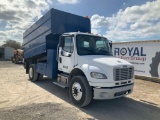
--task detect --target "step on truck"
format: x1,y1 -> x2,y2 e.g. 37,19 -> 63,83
23,8 -> 134,107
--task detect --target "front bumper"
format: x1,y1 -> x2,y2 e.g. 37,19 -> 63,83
93,84 -> 134,99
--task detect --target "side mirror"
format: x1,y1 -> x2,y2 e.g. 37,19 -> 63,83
66,52 -> 71,57
61,50 -> 71,57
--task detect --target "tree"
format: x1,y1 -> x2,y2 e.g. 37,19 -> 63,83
2,40 -> 22,49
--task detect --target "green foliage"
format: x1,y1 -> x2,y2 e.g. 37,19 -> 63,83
2,40 -> 22,50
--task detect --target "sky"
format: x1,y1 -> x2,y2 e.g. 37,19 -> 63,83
0,0 -> 160,45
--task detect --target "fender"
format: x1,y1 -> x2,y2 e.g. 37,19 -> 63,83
69,64 -> 107,83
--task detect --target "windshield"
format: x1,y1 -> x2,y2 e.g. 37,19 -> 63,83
76,35 -> 112,56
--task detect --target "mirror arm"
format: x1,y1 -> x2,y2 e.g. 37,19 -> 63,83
61,50 -> 71,57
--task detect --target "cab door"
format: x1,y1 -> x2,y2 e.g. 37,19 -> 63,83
58,35 -> 75,73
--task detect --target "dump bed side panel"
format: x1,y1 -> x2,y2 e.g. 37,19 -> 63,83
23,10 -> 51,44
23,8 -> 91,59
23,10 -> 52,59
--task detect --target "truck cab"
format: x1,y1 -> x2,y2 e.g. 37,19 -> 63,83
55,32 -> 134,106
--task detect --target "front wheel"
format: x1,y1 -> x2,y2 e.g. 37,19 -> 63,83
69,76 -> 92,107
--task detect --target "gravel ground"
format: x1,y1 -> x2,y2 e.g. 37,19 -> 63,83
0,61 -> 160,120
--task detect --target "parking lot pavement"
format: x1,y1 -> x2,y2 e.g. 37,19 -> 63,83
0,61 -> 160,120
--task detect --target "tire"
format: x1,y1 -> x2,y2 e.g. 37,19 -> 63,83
15,56 -> 19,64
29,64 -> 39,82
69,76 -> 92,107
11,57 -> 14,63
149,52 -> 160,77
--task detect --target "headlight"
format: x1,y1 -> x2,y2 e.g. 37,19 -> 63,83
90,72 -> 107,79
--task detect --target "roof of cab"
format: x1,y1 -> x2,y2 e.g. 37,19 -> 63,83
62,32 -> 108,39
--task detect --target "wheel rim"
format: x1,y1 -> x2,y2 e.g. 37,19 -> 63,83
72,82 -> 82,101
29,68 -> 33,78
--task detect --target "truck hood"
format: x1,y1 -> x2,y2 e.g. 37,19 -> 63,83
78,55 -> 133,68
77,55 -> 133,83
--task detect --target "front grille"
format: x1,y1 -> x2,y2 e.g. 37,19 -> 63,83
114,67 -> 134,81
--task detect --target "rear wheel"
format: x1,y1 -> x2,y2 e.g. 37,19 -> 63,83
69,76 -> 92,107
11,57 -> 14,63
15,56 -> 19,64
29,64 -> 39,82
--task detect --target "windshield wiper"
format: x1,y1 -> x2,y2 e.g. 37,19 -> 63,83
98,50 -> 112,55
83,48 -> 94,53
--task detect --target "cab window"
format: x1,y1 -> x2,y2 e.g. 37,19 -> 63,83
62,37 -> 74,53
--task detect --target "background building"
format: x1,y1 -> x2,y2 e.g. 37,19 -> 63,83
0,47 -> 14,60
